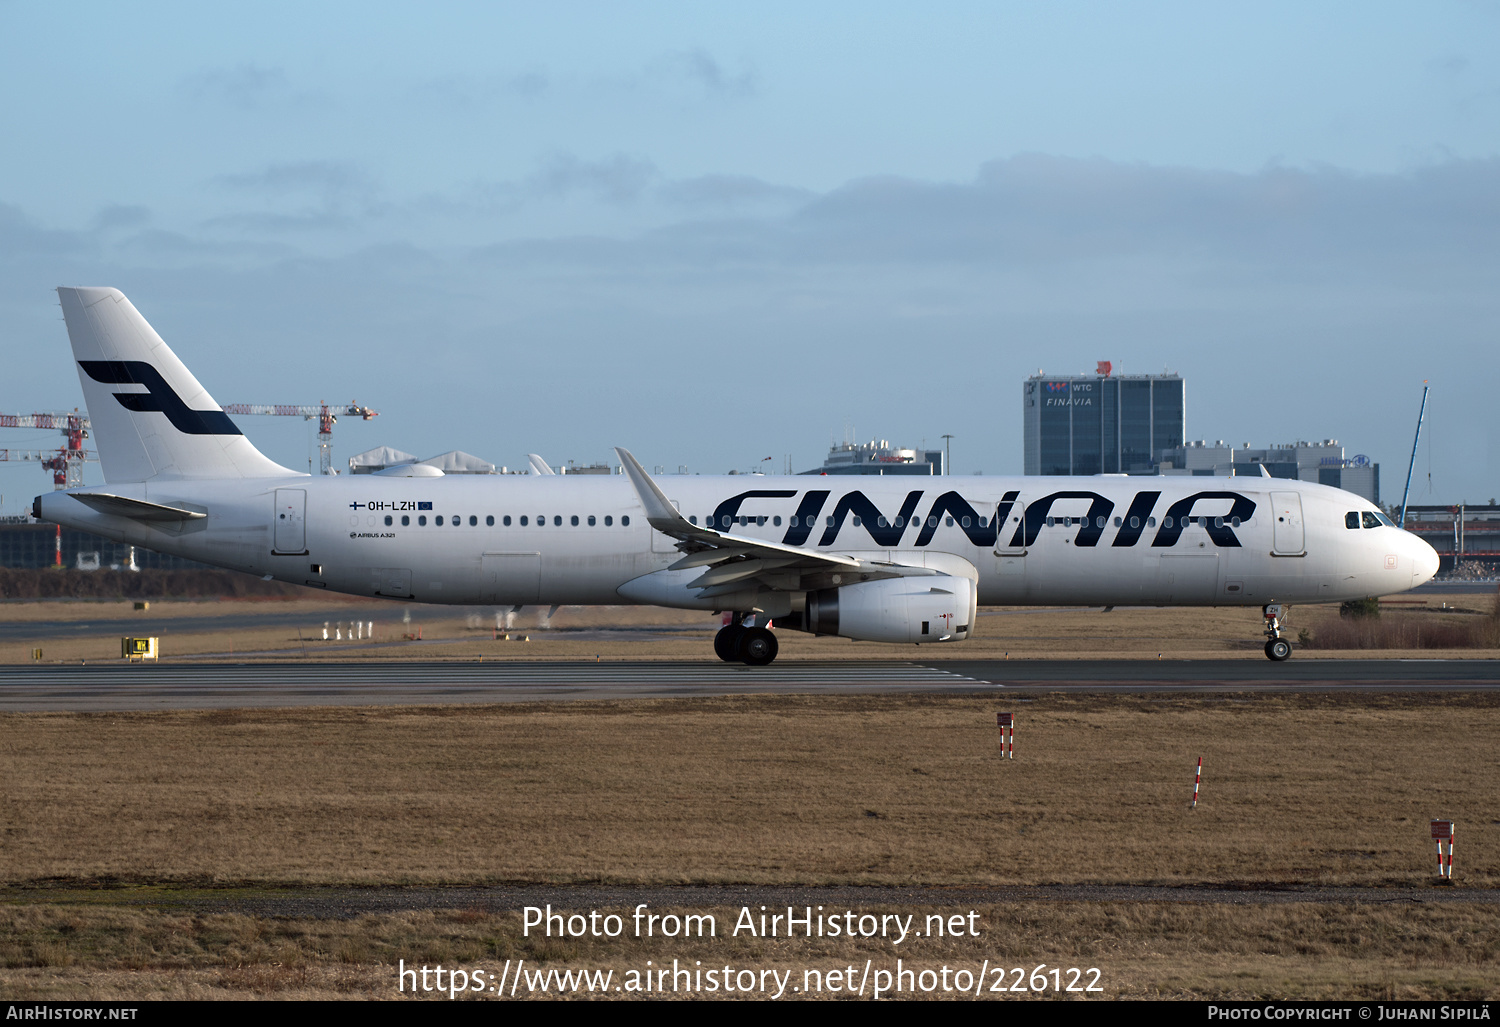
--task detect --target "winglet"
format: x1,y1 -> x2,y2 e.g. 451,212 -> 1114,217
1259,464 -> 1272,478
614,446 -> 863,569
614,447 -> 688,530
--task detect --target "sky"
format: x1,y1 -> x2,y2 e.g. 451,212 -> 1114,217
1,2 -> 1497,510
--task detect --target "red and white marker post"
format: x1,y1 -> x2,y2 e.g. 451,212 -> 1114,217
996,712 -> 1013,760
1431,820 -> 1455,881
1190,757 -> 1203,809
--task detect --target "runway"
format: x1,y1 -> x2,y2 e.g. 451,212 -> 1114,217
1,658 -> 1496,711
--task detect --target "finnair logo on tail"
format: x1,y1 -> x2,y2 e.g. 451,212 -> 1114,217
79,361 -> 242,436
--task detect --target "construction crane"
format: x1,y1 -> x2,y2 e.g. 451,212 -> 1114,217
0,412 -> 92,488
221,402 -> 378,475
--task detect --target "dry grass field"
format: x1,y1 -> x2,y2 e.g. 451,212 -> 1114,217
1,693 -> 1495,887
1,901 -> 1496,1000
3,590 -> 1498,663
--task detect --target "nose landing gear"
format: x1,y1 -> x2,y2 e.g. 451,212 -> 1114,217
1263,603 -> 1292,661
713,615 -> 780,666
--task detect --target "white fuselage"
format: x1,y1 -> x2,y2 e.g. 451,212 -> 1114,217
39,473 -> 1439,610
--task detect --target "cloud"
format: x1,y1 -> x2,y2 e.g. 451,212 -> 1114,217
658,174 -> 813,210
207,161 -> 380,235
526,153 -> 660,205
1426,53 -> 1470,77
90,205 -> 151,232
650,49 -> 756,97
412,70 -> 551,108
217,160 -> 373,198
179,64 -> 297,109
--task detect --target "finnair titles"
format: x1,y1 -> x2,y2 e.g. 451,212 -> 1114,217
35,288 -> 1439,665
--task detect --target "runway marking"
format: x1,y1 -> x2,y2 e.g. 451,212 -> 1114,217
2,660 -> 1495,712
0,662 -> 985,712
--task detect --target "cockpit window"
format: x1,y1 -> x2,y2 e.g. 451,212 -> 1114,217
1362,511 -> 1383,529
1373,510 -> 1395,527
1345,512 -> 1360,529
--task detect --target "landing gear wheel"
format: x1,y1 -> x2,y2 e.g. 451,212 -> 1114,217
714,626 -> 744,662
739,627 -> 779,666
1265,638 -> 1292,662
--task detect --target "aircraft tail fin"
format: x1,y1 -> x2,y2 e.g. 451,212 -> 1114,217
57,287 -> 296,482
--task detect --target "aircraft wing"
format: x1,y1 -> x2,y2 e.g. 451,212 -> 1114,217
614,447 -> 941,595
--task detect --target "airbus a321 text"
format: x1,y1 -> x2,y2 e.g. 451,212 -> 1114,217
34,288 -> 1440,665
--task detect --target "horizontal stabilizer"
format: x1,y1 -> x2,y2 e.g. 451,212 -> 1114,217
71,493 -> 207,522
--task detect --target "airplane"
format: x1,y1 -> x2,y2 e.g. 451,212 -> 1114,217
33,287 -> 1441,665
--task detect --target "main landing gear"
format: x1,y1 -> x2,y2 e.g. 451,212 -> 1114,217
1262,603 -> 1292,661
714,615 -> 779,666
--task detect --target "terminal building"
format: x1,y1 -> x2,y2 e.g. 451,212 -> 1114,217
801,440 -> 945,476
1401,504 -> 1500,576
1157,441 -> 1381,505
1023,366 -> 1184,475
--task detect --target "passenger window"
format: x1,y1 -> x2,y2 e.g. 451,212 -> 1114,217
436,516 -> 444,526
877,517 -> 887,528
961,516 -> 972,528
1362,511 -> 1381,529
384,515 -> 393,526
1113,517 -> 1122,527
605,515 -> 613,526
401,515 -> 410,526
946,517 -> 954,527
1147,517 -> 1156,527
418,515 -> 427,526
894,516 -> 904,528
537,515 -> 544,526
826,516 -> 834,526
773,516 -> 782,527
520,516 -> 528,526
1129,516 -> 1139,529
689,516 -> 698,525
452,516 -> 459,527
789,516 -> 799,527
1214,517 -> 1224,528
588,515 -> 596,526
1232,517 -> 1241,527
486,515 -> 494,526
470,515 -> 478,526
621,515 -> 630,526
979,517 -> 988,528
571,515 -> 579,526
1097,516 -> 1106,528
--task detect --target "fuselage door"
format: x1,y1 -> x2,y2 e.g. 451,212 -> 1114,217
1271,491 -> 1305,554
994,500 -> 1027,555
483,552 -> 541,603
273,488 -> 307,554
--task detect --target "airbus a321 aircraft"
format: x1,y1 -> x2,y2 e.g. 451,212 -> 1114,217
34,288 -> 1440,665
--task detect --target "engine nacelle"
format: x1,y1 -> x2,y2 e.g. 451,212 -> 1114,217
805,574 -> 975,644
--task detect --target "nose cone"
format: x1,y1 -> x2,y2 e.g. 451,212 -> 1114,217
1410,535 -> 1440,587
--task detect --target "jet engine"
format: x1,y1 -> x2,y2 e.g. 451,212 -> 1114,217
804,574 -> 976,644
